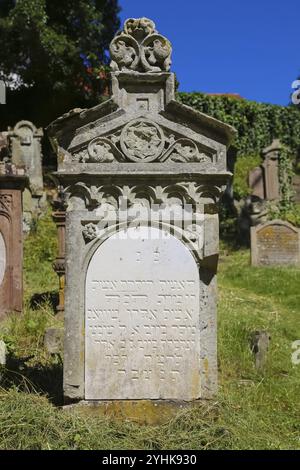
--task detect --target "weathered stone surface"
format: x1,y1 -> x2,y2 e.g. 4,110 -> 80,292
51,191 -> 67,315
249,166 -> 264,199
0,164 -> 27,317
0,231 -> 6,286
85,226 -> 200,400
261,139 -> 281,201
44,327 -> 64,354
0,340 -> 6,366
110,18 -> 172,73
249,139 -> 283,202
47,17 -> 235,404
7,121 -> 45,231
64,400 -> 204,425
8,121 -> 43,196
250,331 -> 271,370
251,219 -> 300,266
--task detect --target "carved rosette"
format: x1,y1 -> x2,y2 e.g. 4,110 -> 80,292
120,119 -> 165,162
110,18 -> 172,73
82,223 -> 100,242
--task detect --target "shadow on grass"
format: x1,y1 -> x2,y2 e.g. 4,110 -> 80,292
29,291 -> 58,313
1,353 -> 63,406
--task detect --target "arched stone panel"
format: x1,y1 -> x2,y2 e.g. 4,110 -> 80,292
85,226 -> 200,400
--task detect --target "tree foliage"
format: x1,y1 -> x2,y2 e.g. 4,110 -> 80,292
177,92 -> 300,158
0,0 -> 120,126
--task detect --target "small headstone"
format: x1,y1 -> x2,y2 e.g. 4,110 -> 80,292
250,331 -> 271,370
251,219 -> 300,266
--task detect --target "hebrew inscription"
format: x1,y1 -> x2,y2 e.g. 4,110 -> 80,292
85,226 -> 201,400
251,220 -> 300,266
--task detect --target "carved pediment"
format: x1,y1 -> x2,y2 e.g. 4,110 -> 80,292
67,117 -> 216,165
47,16 -> 235,176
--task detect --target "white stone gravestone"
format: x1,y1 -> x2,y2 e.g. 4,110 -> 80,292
48,17 -> 235,407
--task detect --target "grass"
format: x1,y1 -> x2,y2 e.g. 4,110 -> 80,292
0,212 -> 299,449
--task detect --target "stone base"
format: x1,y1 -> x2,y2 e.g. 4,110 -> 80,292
63,400 -> 203,425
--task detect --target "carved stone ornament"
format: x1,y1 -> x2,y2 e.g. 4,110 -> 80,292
120,119 -> 165,162
71,119 -> 212,164
0,194 -> 12,214
87,138 -> 115,163
110,18 -> 172,72
82,223 -> 100,242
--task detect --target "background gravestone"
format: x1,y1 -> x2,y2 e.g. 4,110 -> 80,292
251,219 -> 300,266
0,163 -> 27,317
7,121 -> 45,232
249,139 -> 282,202
47,17 -> 235,407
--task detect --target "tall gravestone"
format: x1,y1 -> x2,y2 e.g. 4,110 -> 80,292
7,121 -> 45,232
0,163 -> 27,317
47,18 -> 235,407
249,139 -> 282,201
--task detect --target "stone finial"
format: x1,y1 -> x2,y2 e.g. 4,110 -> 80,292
109,17 -> 172,73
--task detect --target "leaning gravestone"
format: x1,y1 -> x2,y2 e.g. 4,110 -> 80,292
47,17 -> 235,408
251,220 -> 300,266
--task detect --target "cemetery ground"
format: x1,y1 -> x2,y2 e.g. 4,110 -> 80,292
0,212 -> 299,450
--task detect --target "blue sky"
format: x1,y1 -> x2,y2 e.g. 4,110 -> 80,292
119,0 -> 299,105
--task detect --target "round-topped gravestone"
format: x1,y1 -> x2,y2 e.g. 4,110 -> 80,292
85,226 -> 200,400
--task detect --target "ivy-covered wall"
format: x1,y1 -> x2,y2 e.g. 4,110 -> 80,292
177,93 -> 300,230
177,92 -> 300,158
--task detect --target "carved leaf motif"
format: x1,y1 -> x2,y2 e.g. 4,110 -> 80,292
124,18 -> 155,40
110,35 -> 140,71
72,138 -> 123,164
0,194 -> 12,213
162,138 -> 210,163
88,138 -> 115,163
64,182 -> 224,212
109,17 -> 172,73
141,34 -> 172,72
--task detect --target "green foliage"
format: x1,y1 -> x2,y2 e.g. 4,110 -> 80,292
23,209 -> 57,298
1,234 -> 300,448
264,144 -> 300,226
177,92 -> 300,158
233,155 -> 261,199
267,202 -> 300,227
0,0 -> 120,126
